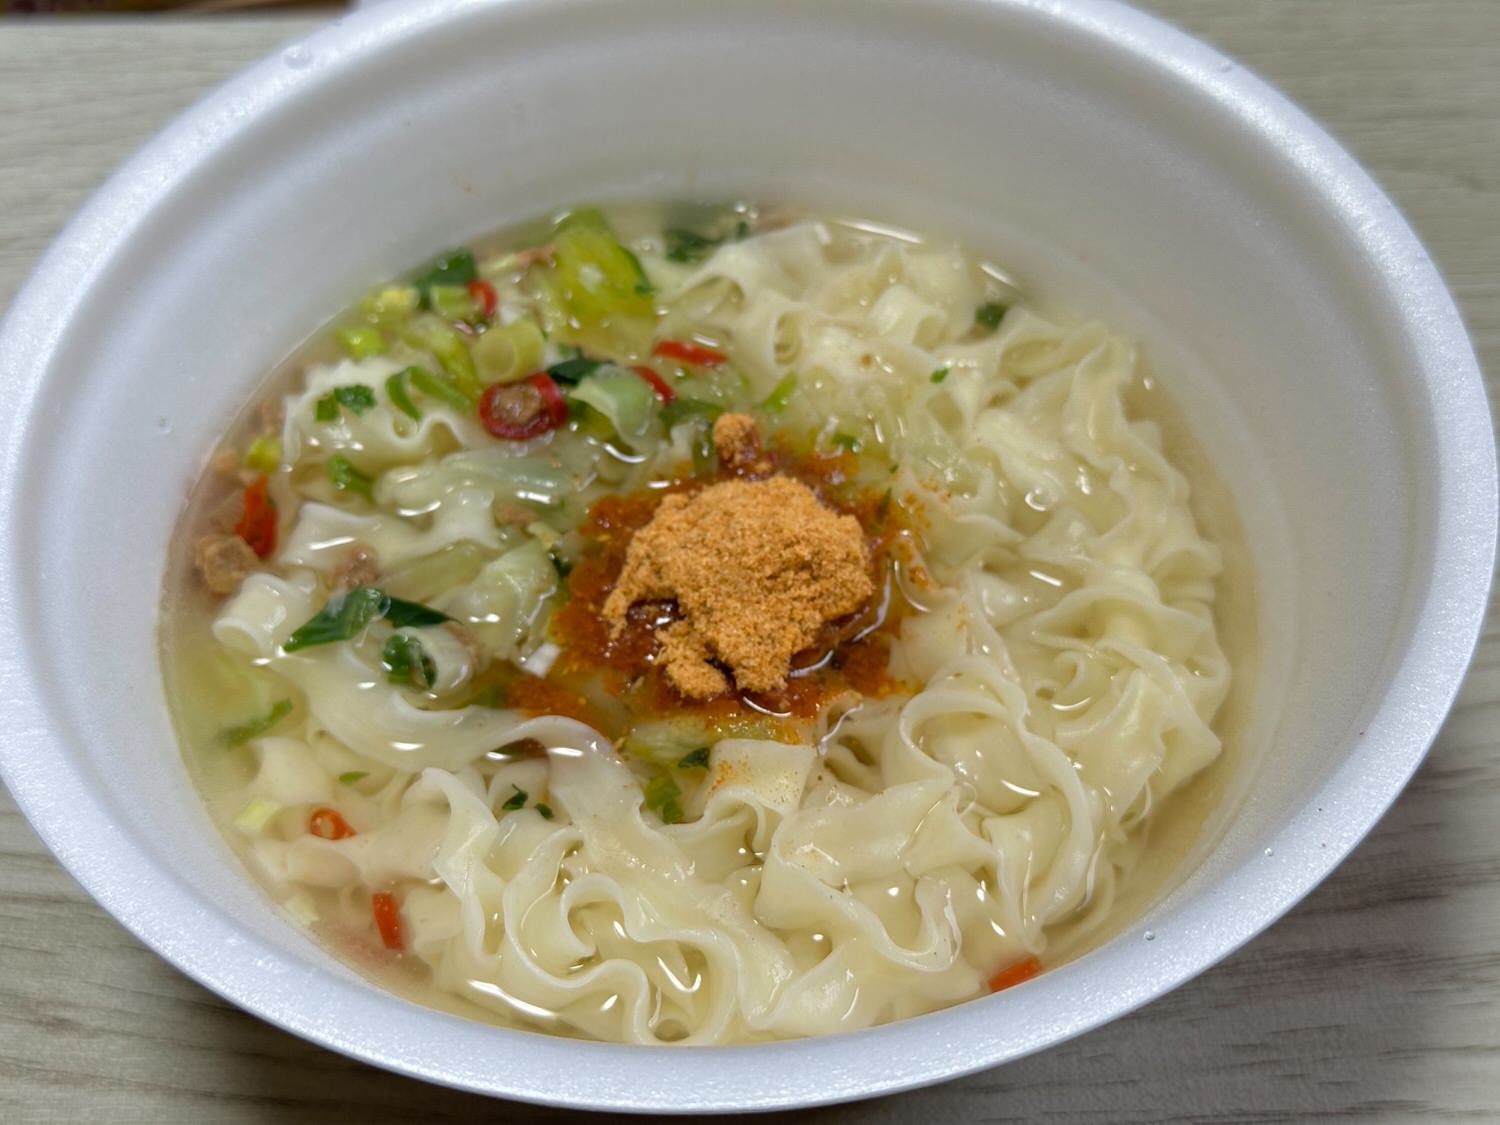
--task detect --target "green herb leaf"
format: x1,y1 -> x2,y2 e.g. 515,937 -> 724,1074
328,454 -> 374,498
385,369 -> 423,421
412,249 -> 478,306
535,802 -> 555,820
338,771 -> 370,785
318,383 -> 378,421
664,227 -> 722,264
502,785 -> 528,811
644,774 -> 684,824
408,366 -> 474,412
761,372 -> 798,413
283,587 -> 387,652
930,367 -> 950,384
975,302 -> 1008,330
334,384 -> 377,415
219,699 -> 293,747
677,748 -> 711,770
382,633 -> 436,689
659,398 -> 725,429
546,356 -> 605,384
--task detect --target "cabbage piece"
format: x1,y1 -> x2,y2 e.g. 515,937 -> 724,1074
448,540 -> 559,661
544,208 -> 655,326
570,365 -> 656,446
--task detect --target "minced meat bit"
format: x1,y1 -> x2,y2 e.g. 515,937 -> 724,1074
712,412 -> 771,475
194,534 -> 258,596
329,544 -> 380,592
602,475 -> 873,698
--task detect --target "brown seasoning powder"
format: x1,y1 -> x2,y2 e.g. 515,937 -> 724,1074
601,474 -> 874,698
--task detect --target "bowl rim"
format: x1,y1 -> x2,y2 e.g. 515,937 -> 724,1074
0,0 -> 1494,1112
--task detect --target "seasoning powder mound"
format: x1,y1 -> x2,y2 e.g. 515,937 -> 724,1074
602,475 -> 873,698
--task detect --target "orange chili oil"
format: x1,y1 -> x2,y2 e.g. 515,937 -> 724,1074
511,440 -> 914,743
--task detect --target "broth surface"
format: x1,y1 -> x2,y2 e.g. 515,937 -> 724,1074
163,203 -> 1255,1043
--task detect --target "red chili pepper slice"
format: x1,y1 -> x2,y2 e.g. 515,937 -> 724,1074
630,365 -> 677,403
479,373 -> 567,440
989,956 -> 1042,993
652,339 -> 727,367
468,279 -> 498,319
234,475 -> 278,559
308,806 -> 357,841
371,891 -> 404,951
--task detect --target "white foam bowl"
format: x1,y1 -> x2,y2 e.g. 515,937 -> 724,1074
0,0 -> 1492,1112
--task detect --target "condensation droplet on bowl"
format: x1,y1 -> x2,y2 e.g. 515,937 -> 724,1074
283,46 -> 313,70
1264,847 -> 1274,857
155,417 -> 172,435
1143,930 -> 1156,942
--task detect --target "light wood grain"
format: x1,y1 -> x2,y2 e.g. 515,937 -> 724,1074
2,4 -> 1497,1121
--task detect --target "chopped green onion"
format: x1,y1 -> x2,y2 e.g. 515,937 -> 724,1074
244,434 -> 282,474
975,302 -> 1008,330
338,771 -> 369,786
663,227 -> 722,263
233,797 -> 282,836
473,318 -> 545,384
283,587 -> 450,653
677,748 -> 711,770
408,366 -> 474,412
366,286 -> 420,324
385,370 -> 423,421
381,633 -> 436,689
549,552 -> 573,580
833,433 -> 862,453
930,367 -> 950,384
659,398 -> 724,476
644,774 -> 684,824
761,372 -> 799,413
314,396 -> 339,423
427,284 -> 480,322
219,698 -> 293,747
328,454 -> 374,498
284,587 -> 386,651
502,786 -> 528,812
535,802 -> 555,820
659,398 -> 724,428
337,326 -> 386,360
412,249 -> 478,306
380,594 -> 451,628
545,356 -> 605,384
402,316 -> 480,400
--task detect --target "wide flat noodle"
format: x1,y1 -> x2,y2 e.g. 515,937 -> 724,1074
204,217 -> 1231,1044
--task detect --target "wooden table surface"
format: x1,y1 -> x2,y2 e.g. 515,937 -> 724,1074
2,3 -> 1497,1121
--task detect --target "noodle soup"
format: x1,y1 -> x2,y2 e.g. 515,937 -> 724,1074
162,205 -> 1250,1044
